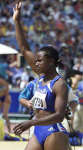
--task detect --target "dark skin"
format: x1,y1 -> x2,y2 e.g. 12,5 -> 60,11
13,2 -> 37,73
13,52 -> 70,150
13,51 -> 68,135
13,3 -> 71,150
0,78 -> 9,96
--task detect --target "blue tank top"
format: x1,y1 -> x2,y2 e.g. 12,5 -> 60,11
32,75 -> 61,113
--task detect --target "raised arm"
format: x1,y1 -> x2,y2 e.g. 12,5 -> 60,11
13,2 -> 36,72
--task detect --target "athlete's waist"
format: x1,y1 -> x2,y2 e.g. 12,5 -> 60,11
34,110 -> 53,119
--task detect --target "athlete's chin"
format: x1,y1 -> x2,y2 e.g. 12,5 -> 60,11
36,68 -> 43,74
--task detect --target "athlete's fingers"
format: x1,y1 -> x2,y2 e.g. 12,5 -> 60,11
14,129 -> 22,136
13,123 -> 22,131
14,126 -> 22,134
13,123 -> 25,134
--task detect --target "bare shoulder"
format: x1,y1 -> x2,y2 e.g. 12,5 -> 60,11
55,78 -> 67,87
53,78 -> 68,93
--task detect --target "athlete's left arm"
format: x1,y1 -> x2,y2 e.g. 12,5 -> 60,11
32,78 -> 68,124
53,78 -> 68,121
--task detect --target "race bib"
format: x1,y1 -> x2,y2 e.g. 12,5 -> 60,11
31,91 -> 47,110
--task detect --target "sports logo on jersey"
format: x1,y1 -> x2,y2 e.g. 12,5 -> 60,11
48,127 -> 54,131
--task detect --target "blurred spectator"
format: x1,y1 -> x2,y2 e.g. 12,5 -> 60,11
73,59 -> 83,73
20,66 -> 34,89
70,70 -> 82,90
72,79 -> 83,132
62,86 -> 79,132
64,0 -> 75,15
63,69 -> 83,132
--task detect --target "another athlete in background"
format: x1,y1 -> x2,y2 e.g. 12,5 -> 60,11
0,78 -> 11,133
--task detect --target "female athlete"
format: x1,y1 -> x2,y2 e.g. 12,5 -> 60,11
13,2 -> 71,150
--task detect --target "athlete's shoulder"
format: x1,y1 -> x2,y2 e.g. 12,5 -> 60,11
55,77 -> 67,86
53,76 -> 68,91
50,75 -> 62,87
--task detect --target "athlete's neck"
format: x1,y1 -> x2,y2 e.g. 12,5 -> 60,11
44,71 -> 58,82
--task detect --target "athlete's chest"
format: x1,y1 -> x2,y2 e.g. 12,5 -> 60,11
32,80 -> 55,110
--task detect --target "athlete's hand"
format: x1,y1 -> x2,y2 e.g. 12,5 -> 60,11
27,101 -> 33,109
13,2 -> 22,22
13,120 -> 32,136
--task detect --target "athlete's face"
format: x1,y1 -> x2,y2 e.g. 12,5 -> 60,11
35,51 -> 52,74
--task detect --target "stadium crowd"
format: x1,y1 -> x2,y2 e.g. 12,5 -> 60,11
0,0 -> 83,145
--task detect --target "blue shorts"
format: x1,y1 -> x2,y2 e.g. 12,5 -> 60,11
0,96 -> 5,102
34,123 -> 68,147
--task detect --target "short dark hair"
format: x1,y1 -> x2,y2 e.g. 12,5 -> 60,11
39,45 -> 63,67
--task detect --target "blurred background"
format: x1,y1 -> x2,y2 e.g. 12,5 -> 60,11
0,0 -> 83,147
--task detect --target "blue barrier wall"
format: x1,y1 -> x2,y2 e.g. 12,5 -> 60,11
9,90 -> 20,113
